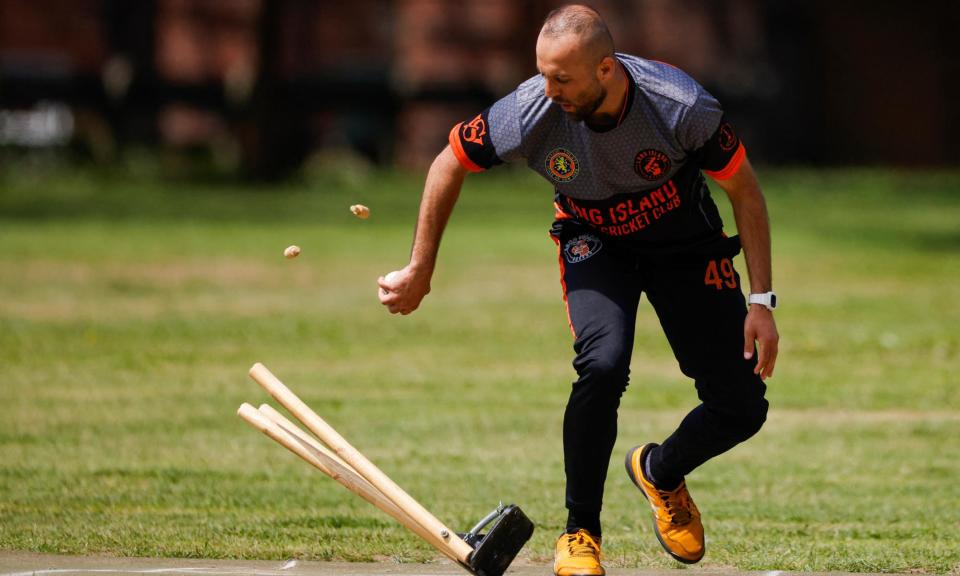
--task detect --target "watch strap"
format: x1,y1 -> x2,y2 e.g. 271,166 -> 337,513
749,292 -> 777,310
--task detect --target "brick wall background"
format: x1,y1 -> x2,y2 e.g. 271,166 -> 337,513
1,0 -> 958,178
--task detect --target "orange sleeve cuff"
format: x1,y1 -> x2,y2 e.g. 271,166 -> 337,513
704,142 -> 746,181
448,123 -> 484,173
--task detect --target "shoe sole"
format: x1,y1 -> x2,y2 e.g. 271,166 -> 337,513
553,558 -> 606,576
553,568 -> 605,576
624,445 -> 704,565
553,545 -> 605,576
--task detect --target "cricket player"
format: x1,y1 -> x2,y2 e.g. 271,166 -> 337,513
379,5 -> 779,573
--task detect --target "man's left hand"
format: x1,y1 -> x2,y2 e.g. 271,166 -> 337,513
743,306 -> 779,379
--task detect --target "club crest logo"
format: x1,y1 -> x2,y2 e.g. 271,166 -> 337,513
546,148 -> 579,183
634,149 -> 671,181
461,114 -> 487,145
718,122 -> 738,151
563,234 -> 602,264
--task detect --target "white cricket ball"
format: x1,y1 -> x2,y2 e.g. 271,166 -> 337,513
284,245 -> 301,259
382,270 -> 401,294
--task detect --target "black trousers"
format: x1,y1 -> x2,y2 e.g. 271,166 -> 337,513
551,222 -> 768,535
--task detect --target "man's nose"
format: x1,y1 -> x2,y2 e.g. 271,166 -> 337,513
544,79 -> 558,99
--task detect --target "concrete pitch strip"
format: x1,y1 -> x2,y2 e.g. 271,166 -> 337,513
0,552 -> 904,576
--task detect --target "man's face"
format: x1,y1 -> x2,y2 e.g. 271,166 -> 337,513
535,34 -> 606,122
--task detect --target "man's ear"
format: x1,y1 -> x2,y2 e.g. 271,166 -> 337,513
597,55 -> 615,82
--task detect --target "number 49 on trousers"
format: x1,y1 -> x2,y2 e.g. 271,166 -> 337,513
704,258 -> 737,289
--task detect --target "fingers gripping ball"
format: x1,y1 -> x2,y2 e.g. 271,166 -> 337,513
350,204 -> 370,219
284,245 -> 301,259
382,270 -> 400,295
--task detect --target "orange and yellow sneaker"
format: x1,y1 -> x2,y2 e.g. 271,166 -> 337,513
553,529 -> 604,576
625,443 -> 705,564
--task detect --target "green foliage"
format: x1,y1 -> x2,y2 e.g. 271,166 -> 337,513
1,166 -> 958,571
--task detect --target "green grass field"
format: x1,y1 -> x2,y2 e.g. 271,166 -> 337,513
1,164 -> 958,573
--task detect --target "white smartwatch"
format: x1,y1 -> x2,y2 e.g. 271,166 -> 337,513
748,292 -> 777,311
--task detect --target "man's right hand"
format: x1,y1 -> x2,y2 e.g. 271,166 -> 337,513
379,145 -> 466,316
377,265 -> 431,315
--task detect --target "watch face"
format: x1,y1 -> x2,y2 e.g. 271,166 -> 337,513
770,294 -> 777,308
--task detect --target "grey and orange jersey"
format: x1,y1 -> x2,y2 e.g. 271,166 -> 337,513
450,53 -> 746,253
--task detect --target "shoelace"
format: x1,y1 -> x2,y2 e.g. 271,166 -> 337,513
657,485 -> 698,526
566,533 -> 601,558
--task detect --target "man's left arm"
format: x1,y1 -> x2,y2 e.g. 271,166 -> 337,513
712,157 -> 779,380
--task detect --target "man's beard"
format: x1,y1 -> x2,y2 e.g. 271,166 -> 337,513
558,85 -> 607,122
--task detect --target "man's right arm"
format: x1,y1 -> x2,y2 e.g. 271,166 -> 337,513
378,145 -> 468,315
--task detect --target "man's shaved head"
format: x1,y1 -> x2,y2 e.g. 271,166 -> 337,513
536,5 -> 621,123
540,5 -> 614,64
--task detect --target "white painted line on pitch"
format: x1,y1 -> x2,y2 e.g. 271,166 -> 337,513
765,571 -> 784,576
1,568 -> 293,576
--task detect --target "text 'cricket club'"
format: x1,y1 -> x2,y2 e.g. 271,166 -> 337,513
562,179 -> 682,237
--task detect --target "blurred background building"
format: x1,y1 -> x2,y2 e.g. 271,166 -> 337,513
1,0 -> 958,179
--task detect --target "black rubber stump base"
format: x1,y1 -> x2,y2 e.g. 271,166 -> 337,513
466,505 -> 535,576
